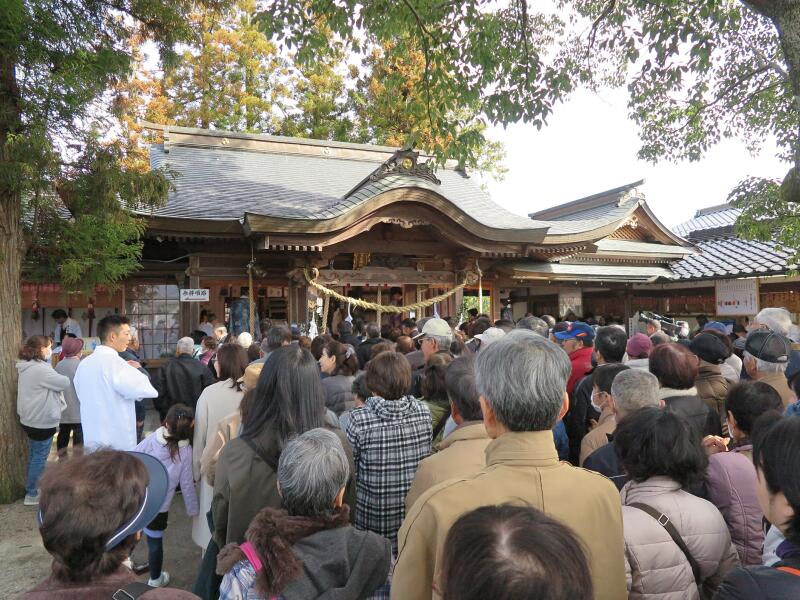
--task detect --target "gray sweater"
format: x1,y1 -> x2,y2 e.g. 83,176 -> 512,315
16,360 -> 70,429
54,357 -> 81,424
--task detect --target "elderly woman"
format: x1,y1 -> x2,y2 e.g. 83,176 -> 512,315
212,346 -> 355,548
616,407 -> 739,599
649,343 -> 722,439
217,429 -> 391,600
346,351 -> 431,552
54,336 -> 85,458
21,449 -> 198,599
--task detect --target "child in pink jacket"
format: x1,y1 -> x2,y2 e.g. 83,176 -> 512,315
135,403 -> 199,587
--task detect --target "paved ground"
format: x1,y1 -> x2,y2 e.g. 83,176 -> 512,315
0,410 -> 203,598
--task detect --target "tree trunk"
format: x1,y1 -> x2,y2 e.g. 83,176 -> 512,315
773,2 -> 800,169
743,0 -> 800,169
0,42 -> 28,503
0,190 -> 26,503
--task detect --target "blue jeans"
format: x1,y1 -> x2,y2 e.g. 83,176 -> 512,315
147,534 -> 164,580
26,436 -> 53,497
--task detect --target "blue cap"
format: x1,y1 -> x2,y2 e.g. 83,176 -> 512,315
37,451 -> 168,551
554,322 -> 595,341
786,349 -> 800,383
704,321 -> 728,334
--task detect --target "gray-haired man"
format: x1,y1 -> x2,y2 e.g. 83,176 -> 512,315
392,330 -> 627,600
154,336 -> 215,419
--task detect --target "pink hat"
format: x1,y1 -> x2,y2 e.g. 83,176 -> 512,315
626,333 -> 652,359
61,336 -> 84,358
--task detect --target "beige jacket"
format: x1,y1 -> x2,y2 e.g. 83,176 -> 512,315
391,430 -> 627,600
758,372 -> 794,408
622,477 -> 739,599
200,410 -> 240,487
405,421 -> 490,511
579,407 -> 616,466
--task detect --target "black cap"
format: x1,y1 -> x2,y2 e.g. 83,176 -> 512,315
745,330 -> 791,364
690,332 -> 731,364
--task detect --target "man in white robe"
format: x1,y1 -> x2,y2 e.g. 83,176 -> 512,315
75,314 -> 157,450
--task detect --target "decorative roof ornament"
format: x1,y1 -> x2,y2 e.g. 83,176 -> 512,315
369,149 -> 441,185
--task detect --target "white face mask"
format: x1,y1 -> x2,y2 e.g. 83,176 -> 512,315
42,348 -> 53,361
590,391 -> 604,413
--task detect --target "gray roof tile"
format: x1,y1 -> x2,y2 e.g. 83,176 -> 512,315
146,144 -> 543,231
669,236 -> 792,280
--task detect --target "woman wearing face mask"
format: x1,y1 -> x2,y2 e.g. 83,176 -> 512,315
713,413 -> 800,598
16,335 -> 71,506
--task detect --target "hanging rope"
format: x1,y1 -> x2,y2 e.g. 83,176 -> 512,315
376,287 -> 382,324
476,258 -> 483,314
321,294 -> 330,334
304,268 -> 470,314
247,267 -> 255,338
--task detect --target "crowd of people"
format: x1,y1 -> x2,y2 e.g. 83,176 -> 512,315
13,305 -> 800,599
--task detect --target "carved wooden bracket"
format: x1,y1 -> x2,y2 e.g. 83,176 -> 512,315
369,149 -> 441,185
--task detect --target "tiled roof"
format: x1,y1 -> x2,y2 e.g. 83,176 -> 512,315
528,180 -> 644,221
672,204 -> 741,237
669,236 -> 792,280
146,143 -> 545,232
668,204 -> 793,280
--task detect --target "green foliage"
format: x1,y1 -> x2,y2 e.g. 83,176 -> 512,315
730,170 -> 800,271
258,1 -> 574,171
256,0 -> 800,257
1,0 -> 204,292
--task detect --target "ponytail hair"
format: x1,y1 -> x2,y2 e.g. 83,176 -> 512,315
19,335 -> 51,361
323,340 -> 358,377
164,404 -> 194,462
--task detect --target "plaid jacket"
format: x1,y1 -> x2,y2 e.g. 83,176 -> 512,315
346,395 -> 432,550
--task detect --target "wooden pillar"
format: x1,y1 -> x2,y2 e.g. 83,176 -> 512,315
453,288 -> 464,323
623,290 -> 633,334
181,254 -> 200,335
491,284 -> 501,322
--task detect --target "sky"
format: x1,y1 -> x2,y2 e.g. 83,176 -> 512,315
482,87 -> 789,228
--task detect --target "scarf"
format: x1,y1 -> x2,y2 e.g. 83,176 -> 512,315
216,505 -> 351,597
658,386 -> 698,400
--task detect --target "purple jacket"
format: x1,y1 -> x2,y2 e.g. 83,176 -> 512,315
706,445 -> 763,566
135,427 -> 199,517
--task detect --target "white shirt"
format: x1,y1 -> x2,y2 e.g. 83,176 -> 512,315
75,345 -> 157,450
54,317 -> 83,344
198,322 -> 214,336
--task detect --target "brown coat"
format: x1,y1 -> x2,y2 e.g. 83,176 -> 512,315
212,422 -> 356,546
695,361 -> 729,429
404,421 -> 490,511
579,407 -> 616,466
20,567 -> 199,600
758,372 -> 794,408
391,430 -> 627,600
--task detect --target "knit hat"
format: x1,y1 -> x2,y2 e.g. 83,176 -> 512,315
690,332 -> 731,365
626,333 -> 652,359
61,336 -> 84,358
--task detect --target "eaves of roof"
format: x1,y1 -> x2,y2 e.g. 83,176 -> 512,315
527,179 -> 644,220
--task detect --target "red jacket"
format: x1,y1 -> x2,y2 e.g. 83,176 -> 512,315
567,346 -> 594,397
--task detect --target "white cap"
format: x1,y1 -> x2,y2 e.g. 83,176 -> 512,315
474,327 -> 506,347
412,318 -> 452,340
